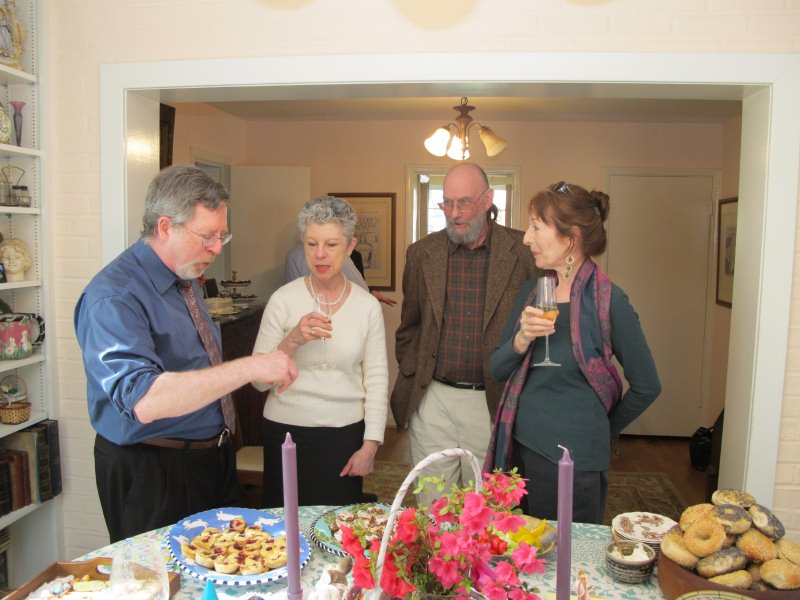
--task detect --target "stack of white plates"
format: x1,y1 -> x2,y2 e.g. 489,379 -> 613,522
611,511 -> 677,558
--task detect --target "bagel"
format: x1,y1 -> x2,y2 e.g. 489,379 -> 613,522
761,558 -> 800,590
712,489 -> 755,508
722,533 -> 737,548
679,503 -> 714,531
777,537 -> 800,566
708,569 -> 752,589
736,528 -> 778,563
684,517 -> 726,558
696,546 -> 748,578
748,503 -> 785,540
712,504 -> 752,535
747,561 -> 762,583
660,525 -> 699,569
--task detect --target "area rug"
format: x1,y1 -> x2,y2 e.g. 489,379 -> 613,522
604,471 -> 687,525
364,462 -> 687,526
364,460 -> 417,506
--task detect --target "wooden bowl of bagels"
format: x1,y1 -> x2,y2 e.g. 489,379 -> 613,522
657,488 -> 800,599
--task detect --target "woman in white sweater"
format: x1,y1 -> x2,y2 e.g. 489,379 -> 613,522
253,196 -> 388,507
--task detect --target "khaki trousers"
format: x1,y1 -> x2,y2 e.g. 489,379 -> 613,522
408,380 -> 491,508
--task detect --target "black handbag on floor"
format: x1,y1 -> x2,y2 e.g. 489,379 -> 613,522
689,426 -> 713,471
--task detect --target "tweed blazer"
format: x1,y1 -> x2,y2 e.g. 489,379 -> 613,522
390,222 -> 540,429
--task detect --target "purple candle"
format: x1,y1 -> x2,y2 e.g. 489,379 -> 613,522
282,432 -> 302,600
556,444 -> 573,600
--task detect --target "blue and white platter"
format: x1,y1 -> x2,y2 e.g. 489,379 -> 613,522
167,507 -> 310,586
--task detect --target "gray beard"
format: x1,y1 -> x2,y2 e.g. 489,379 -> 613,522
446,213 -> 486,246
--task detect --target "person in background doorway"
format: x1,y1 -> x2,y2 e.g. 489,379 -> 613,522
485,181 -> 661,524
391,162 -> 539,507
75,165 -> 297,542
254,195 -> 389,506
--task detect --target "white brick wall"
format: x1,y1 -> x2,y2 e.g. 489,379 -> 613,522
48,0 -> 800,559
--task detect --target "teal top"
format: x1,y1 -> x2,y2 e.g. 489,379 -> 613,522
489,279 -> 660,471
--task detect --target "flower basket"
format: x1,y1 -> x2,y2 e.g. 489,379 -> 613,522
0,374 -> 30,425
371,448 -> 484,600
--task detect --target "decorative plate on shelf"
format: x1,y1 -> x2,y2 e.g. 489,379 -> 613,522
311,503 -> 392,557
167,507 -> 310,586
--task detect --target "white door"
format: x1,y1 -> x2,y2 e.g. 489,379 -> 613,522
230,166 -> 311,300
605,173 -> 716,436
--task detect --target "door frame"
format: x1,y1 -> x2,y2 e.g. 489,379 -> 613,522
100,52 -> 800,507
604,168 -> 721,434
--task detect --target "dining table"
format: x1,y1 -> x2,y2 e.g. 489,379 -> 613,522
78,505 -> 665,600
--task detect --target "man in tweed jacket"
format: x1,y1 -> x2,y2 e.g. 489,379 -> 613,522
391,163 -> 539,505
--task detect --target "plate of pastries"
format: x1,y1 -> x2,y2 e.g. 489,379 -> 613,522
311,502 -> 391,557
658,488 -> 800,599
168,507 -> 310,586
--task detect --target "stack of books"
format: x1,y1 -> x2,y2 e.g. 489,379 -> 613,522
0,419 -> 62,516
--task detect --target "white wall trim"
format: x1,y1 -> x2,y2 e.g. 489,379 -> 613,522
100,52 -> 800,503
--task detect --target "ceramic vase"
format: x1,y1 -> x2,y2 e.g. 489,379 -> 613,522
10,101 -> 25,147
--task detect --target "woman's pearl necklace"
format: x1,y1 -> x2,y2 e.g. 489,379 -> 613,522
307,275 -> 348,306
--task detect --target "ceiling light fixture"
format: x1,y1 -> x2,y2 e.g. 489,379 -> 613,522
424,97 -> 507,161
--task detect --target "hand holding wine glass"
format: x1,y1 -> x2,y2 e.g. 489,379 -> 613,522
533,276 -> 561,367
313,293 -> 333,369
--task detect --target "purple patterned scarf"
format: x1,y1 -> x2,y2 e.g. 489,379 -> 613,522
484,259 -> 623,471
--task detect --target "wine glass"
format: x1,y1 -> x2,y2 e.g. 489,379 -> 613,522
533,276 -> 561,367
313,293 -> 333,370
110,540 -> 169,600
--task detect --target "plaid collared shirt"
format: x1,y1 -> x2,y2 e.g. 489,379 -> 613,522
433,234 -> 490,385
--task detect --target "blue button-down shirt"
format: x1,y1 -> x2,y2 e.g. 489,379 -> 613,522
74,239 -> 225,445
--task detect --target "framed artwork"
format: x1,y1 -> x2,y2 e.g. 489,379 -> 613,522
0,0 -> 26,72
329,192 -> 396,291
716,197 -> 737,307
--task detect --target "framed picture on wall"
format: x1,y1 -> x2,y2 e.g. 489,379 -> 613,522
716,197 -> 737,307
329,192 -> 396,291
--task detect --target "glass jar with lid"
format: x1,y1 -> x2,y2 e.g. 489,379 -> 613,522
11,185 -> 30,207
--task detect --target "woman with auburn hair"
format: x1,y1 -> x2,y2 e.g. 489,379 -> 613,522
485,181 -> 661,524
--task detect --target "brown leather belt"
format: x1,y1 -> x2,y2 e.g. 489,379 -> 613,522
141,428 -> 230,450
433,377 -> 485,391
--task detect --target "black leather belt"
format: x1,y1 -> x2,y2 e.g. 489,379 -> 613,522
141,428 -> 230,450
434,378 -> 485,391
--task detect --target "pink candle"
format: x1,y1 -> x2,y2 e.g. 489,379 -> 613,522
556,444 -> 573,600
282,432 -> 302,600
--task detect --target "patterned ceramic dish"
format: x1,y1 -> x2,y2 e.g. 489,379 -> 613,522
167,507 -> 310,586
604,540 -> 656,584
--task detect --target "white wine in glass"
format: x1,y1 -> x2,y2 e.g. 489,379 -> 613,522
533,276 -> 561,367
314,293 -> 333,370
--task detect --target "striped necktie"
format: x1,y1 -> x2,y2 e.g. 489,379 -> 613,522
178,279 -> 236,435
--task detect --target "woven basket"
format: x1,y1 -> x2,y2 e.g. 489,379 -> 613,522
0,374 -> 30,424
370,448 -> 484,600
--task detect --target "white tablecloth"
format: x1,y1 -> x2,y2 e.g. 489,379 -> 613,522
80,506 -> 665,600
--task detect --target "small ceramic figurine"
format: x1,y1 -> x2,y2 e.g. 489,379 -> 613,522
575,569 -> 591,600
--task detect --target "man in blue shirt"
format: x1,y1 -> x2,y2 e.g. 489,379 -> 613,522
75,165 -> 297,542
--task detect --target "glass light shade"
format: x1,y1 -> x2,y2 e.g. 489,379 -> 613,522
479,126 -> 508,157
447,137 -> 469,161
424,127 -> 451,157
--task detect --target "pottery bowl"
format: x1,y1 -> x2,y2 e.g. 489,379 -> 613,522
605,540 -> 656,584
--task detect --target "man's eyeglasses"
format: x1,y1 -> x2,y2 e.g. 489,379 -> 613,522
177,223 -> 233,248
438,187 -> 489,212
552,181 -> 571,195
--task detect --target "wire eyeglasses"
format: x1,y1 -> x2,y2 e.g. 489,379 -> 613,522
438,187 -> 489,212
177,223 -> 233,248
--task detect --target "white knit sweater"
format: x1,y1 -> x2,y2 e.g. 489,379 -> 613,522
252,277 -> 388,442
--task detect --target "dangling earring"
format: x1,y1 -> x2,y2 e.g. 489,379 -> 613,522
564,255 -> 575,279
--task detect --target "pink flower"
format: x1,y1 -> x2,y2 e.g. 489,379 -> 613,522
492,514 -> 525,533
459,493 -> 493,535
429,555 -> 463,588
513,542 -> 547,575
492,560 -> 521,586
395,508 -> 420,545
